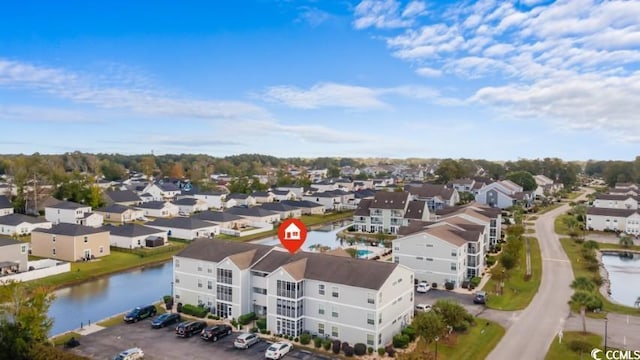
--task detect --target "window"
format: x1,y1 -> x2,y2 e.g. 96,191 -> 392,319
451,249 -> 457,257
208,280 -> 213,290
367,293 -> 375,304
367,313 -> 374,325
318,284 -> 325,295
277,280 -> 304,298
20,245 -> 27,254
52,248 -> 56,255
367,334 -> 374,346
318,323 -> 324,334
198,280 -> 203,288
378,314 -> 382,324
253,287 -> 266,295
394,256 -> 399,263
175,259 -> 180,268
276,298 -> 303,318
216,285 -> 233,302
137,239 -> 141,246
416,256 -> 423,260
217,268 -> 233,285
197,263 -> 203,272
394,247 -> 399,250
99,246 -> 104,254
318,304 -> 325,315
426,244 -> 433,247
332,307 -> 338,318
208,266 -> 213,273
331,326 -> 339,337
331,286 -> 339,298
83,236 -> 88,243
175,277 -> 180,283
451,263 -> 457,271
426,258 -> 433,261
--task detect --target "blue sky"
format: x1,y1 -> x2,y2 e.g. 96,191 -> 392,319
1,0 -> 639,161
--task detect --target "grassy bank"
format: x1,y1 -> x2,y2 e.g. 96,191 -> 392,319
560,238 -> 639,316
545,331 -> 602,360
422,320 -> 505,360
28,241 -> 186,290
554,214 -> 573,235
484,237 -> 542,310
537,203 -> 564,215
51,331 -> 82,346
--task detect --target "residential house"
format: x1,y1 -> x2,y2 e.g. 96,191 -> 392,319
310,180 -> 339,193
103,190 -> 142,206
302,192 -> 343,211
434,204 -> 502,249
252,191 -> 275,204
448,179 -> 476,193
172,198 -> 209,215
474,180 -> 529,209
31,223 -> 110,262
45,201 -> 103,227
259,203 -> 302,220
225,193 -> 256,208
405,184 -> 460,211
586,208 -> 640,235
173,239 -> 414,349
280,200 -> 326,215
353,192 -> 430,234
225,207 -> 280,224
593,194 -> 639,210
0,214 -> 52,236
308,168 -> 329,182
275,186 -> 304,199
0,236 -> 28,274
179,191 -> 227,210
192,211 -> 247,230
147,217 -> 220,240
614,183 -> 639,191
271,189 -> 296,202
95,204 -> 144,224
353,181 -> 374,191
608,188 -> 639,196
103,223 -> 167,249
139,193 -> 154,203
134,201 -> 179,218
0,195 -> 13,216
534,175 -> 563,198
142,183 -> 181,201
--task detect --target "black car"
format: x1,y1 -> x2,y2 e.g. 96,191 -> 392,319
123,305 -> 157,323
473,291 -> 488,304
175,321 -> 207,338
151,313 -> 181,328
200,324 -> 233,342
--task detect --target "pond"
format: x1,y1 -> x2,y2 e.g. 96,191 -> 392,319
256,220 -> 355,250
601,253 -> 640,308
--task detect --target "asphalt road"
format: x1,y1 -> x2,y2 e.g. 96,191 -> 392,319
71,317 -> 337,360
488,193 -> 592,360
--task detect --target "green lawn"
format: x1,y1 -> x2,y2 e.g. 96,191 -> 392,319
554,214 -> 573,235
560,238 -> 640,316
50,331 -> 82,346
27,242 -> 186,290
422,320 -> 505,360
565,191 -> 583,200
596,243 -> 640,252
526,228 -> 535,234
484,237 -> 542,310
545,331 -> 602,360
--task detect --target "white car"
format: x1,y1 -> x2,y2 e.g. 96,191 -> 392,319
416,282 -> 430,293
265,341 -> 293,359
415,303 -> 432,313
113,347 -> 144,360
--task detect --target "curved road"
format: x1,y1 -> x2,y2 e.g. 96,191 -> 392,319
488,192 -> 591,360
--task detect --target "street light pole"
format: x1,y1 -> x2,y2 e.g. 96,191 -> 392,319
604,316 -> 608,353
434,336 -> 439,360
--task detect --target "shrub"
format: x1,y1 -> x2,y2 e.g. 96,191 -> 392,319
386,345 -> 396,357
250,327 -> 259,333
332,340 -> 341,354
300,333 -> 311,345
377,347 -> 386,356
238,312 -> 257,326
341,342 -> 350,352
444,281 -> 455,291
354,343 -> 367,356
470,276 -> 482,288
591,274 -> 603,287
344,345 -> 354,357
568,340 -> 593,353
180,304 -> 208,318
368,346 -> 374,354
401,326 -> 417,342
314,337 -> 322,348
486,257 -> 496,267
230,318 -> 238,329
266,330 -> 271,335
500,252 -> 517,270
256,318 -> 266,330
583,240 -> 599,250
162,295 -> 172,303
294,337 -> 299,343
392,334 -> 410,348
260,329 -> 267,334
323,339 -> 332,351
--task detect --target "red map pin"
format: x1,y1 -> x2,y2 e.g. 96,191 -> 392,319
278,218 -> 308,254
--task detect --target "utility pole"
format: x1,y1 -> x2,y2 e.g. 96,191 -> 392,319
33,173 -> 38,216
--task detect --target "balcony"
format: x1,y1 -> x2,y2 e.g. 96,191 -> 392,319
371,210 -> 383,216
371,218 -> 383,225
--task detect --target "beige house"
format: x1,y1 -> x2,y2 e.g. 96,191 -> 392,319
0,236 -> 28,274
95,204 -> 144,223
31,223 -> 110,262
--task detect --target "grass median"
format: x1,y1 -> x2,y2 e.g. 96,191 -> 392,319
420,319 -> 505,360
484,237 -> 542,310
545,331 -> 602,360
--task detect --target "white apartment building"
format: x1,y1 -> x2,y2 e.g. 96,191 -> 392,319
592,194 -> 639,210
353,192 -> 430,234
173,239 -> 414,349
586,207 -> 640,235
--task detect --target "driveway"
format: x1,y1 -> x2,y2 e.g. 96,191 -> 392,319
71,318 -> 337,360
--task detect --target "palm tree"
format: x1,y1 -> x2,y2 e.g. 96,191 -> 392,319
571,277 -> 596,292
635,296 -> 640,308
619,235 -> 634,248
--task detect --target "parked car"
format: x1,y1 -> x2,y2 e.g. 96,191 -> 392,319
416,282 -> 430,293
113,347 -> 144,360
415,303 -> 432,313
265,342 -> 293,359
151,313 -> 180,328
233,332 -> 260,349
473,291 -> 488,304
200,324 -> 233,342
123,305 -> 157,323
175,321 -> 207,338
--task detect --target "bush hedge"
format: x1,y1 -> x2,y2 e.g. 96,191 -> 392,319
323,339 -> 332,351
332,340 -> 341,354
344,345 -> 354,357
238,312 -> 257,326
377,347 -> 386,356
314,337 -> 322,348
300,333 -> 311,345
179,304 -> 207,318
354,343 -> 366,356
393,334 -> 410,348
256,318 -> 266,330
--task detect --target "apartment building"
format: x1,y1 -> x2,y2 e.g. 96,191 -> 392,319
592,194 -> 639,210
173,239 -> 414,349
352,192 -> 430,234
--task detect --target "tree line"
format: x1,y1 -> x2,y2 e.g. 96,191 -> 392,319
584,156 -> 640,186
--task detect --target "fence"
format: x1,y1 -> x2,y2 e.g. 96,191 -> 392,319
0,260 -> 70,283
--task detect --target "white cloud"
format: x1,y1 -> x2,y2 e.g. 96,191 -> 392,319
401,1 -> 427,18
416,67 -> 442,77
296,7 -> 331,27
353,0 -> 427,29
0,105 -> 102,123
260,82 -> 440,109
0,59 -> 269,121
224,120 -> 373,144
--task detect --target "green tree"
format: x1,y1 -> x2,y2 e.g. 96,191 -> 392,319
619,235 -> 634,248
432,300 -> 474,331
434,159 -> 464,184
505,171 -> 536,191
500,252 -> 517,270
570,291 -> 603,333
413,311 -> 445,342
327,167 -> 341,178
570,277 -> 595,292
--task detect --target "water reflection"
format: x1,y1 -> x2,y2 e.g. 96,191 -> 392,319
602,253 -> 640,307
258,220 -> 351,251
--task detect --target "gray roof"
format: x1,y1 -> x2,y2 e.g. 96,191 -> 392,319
96,204 -> 136,214
225,207 -> 277,218
104,190 -> 141,203
0,236 -> 21,247
404,201 -> 427,220
587,207 -> 637,217
103,223 -> 165,237
252,191 -> 271,197
354,189 -> 376,199
172,198 -> 199,206
158,183 -> 180,192
177,238 -> 273,265
147,217 -> 217,230
0,214 -> 49,226
354,199 -> 372,216
271,190 -> 293,196
0,195 -> 11,209
308,192 -> 339,198
595,194 -> 638,201
192,211 -> 243,223
370,192 -> 409,210
260,203 -> 298,212
406,184 -> 455,199
226,193 -> 251,200
47,200 -> 88,210
135,201 -> 170,210
280,200 -> 324,209
33,223 -> 108,236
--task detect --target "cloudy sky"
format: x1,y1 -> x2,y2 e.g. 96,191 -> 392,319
1,0 -> 639,160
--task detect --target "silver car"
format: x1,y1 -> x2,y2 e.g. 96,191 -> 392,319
234,332 -> 260,349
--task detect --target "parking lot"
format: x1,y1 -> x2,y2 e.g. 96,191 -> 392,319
71,318 -> 338,360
